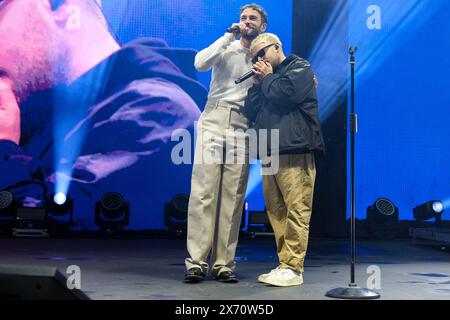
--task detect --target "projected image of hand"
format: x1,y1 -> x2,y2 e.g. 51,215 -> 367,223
0,77 -> 20,144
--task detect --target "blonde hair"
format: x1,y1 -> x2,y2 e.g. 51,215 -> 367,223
250,33 -> 282,52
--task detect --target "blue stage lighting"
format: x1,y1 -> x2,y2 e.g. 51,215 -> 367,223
0,191 -> 17,227
164,193 -> 189,236
303,0 -> 349,121
54,193 -> 67,205
95,192 -> 130,230
413,200 -> 444,223
46,194 -> 74,224
53,62 -> 112,202
432,201 -> 444,214
443,199 -> 450,211
367,198 -> 399,225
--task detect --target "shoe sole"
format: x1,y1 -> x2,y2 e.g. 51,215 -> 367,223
260,278 -> 303,287
184,276 -> 204,283
218,278 -> 238,283
258,268 -> 282,283
214,275 -> 238,283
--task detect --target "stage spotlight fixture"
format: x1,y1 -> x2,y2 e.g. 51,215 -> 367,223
366,198 -> 399,224
0,190 -> 17,233
164,193 -> 189,236
0,190 -> 17,219
45,194 -> 74,226
413,200 -> 444,223
95,192 -> 130,229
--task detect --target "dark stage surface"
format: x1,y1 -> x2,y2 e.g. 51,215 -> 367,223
0,236 -> 449,300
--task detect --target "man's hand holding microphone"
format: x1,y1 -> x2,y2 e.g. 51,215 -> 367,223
227,22 -> 246,36
252,60 -> 273,84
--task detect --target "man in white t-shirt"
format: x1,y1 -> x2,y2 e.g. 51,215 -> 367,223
185,4 -> 268,283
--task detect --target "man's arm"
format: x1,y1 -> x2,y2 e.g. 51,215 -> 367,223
194,22 -> 246,72
243,84 -> 264,124
194,33 -> 236,72
260,62 -> 316,106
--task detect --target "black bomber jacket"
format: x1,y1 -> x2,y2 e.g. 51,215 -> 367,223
244,54 -> 325,156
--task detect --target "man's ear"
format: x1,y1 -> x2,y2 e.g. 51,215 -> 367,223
49,0 -> 82,30
260,23 -> 267,33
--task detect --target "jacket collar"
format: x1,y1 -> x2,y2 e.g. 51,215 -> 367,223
275,54 -> 298,73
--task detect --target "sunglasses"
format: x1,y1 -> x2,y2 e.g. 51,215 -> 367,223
252,43 -> 276,64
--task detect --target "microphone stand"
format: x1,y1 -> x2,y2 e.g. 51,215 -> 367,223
325,47 -> 380,299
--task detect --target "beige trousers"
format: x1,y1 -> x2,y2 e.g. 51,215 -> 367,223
185,102 -> 250,276
262,153 -> 316,273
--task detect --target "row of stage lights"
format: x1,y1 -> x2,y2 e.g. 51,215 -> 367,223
367,198 -> 445,225
162,196 -> 448,237
0,189 -> 446,237
0,190 -> 129,236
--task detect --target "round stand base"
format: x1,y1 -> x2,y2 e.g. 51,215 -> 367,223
325,286 -> 380,299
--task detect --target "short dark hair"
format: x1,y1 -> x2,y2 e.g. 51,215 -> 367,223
240,3 -> 268,26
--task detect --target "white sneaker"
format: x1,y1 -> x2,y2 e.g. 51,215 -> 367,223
260,268 -> 303,287
258,266 -> 282,283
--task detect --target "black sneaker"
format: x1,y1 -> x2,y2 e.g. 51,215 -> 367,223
215,271 -> 238,283
184,267 -> 205,283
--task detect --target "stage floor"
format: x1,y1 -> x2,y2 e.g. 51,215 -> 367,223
0,236 -> 449,300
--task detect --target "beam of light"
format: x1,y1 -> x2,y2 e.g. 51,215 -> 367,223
308,0 -> 447,122
443,199 -> 450,212
308,0 -> 349,121
52,47 -> 116,197
302,0 -> 448,221
51,1 -> 126,197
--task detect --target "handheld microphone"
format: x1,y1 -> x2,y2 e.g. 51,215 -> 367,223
226,26 -> 240,33
235,70 -> 254,84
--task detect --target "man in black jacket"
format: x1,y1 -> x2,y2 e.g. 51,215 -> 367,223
244,33 -> 325,287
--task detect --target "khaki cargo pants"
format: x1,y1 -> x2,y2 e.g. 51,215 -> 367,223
262,153 -> 316,273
